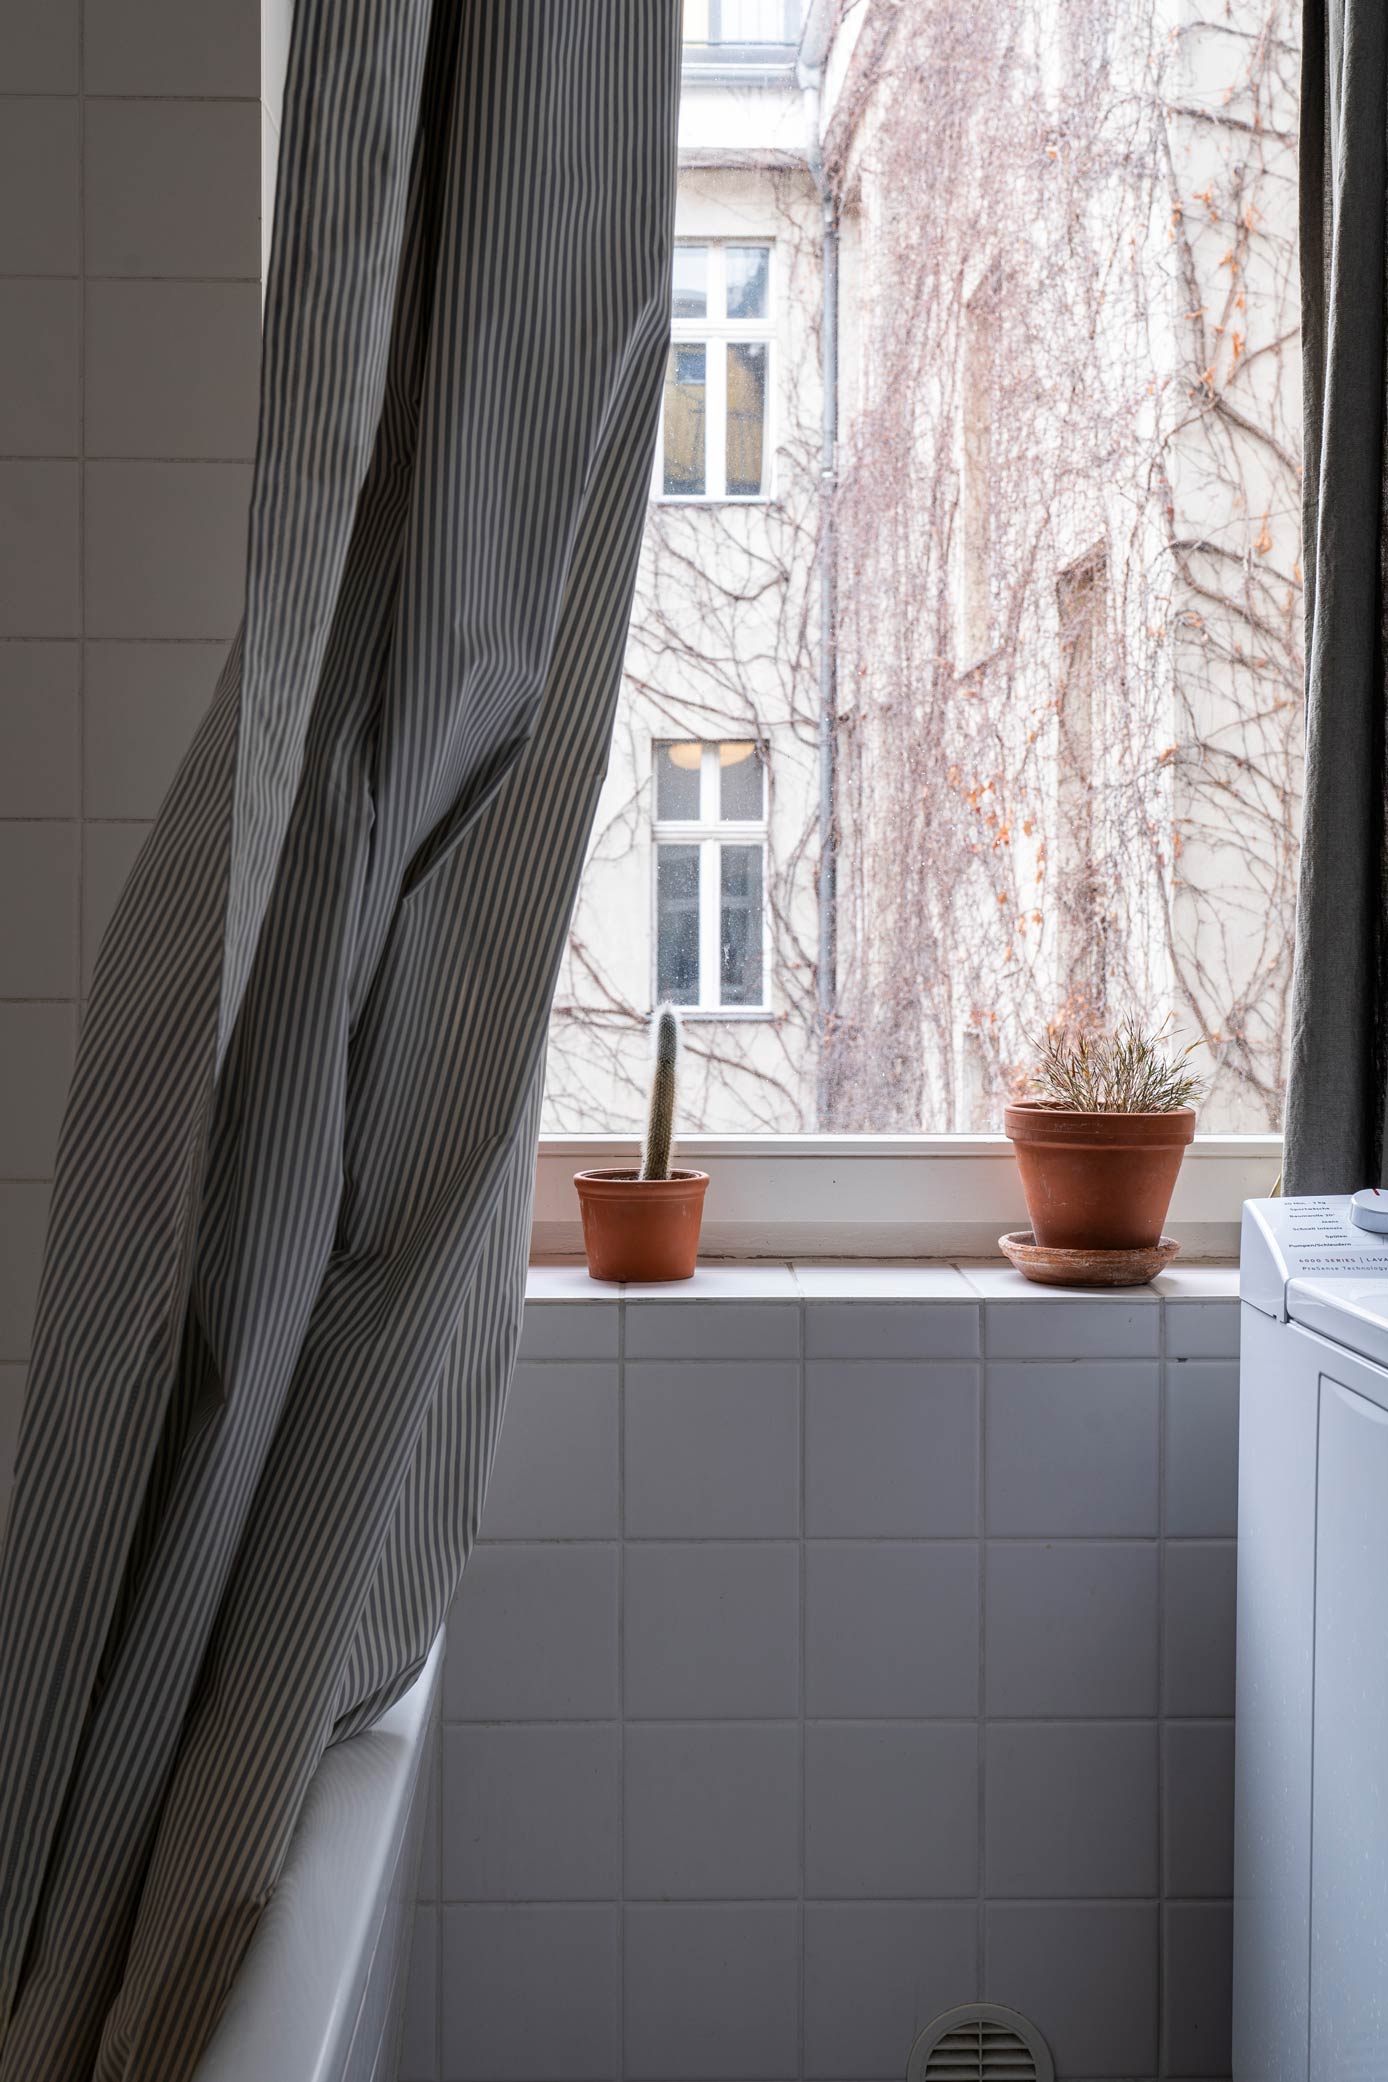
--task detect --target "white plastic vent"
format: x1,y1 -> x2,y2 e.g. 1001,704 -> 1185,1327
906,2003 -> 1054,2082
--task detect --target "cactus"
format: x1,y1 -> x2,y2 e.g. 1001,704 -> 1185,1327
641,1005 -> 680,1181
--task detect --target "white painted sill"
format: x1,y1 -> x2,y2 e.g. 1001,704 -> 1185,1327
533,1133 -> 1278,1262
525,1258 -> 1241,1302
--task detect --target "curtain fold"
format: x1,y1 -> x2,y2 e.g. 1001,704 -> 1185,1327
1284,0 -> 1388,1192
0,4 -> 679,2074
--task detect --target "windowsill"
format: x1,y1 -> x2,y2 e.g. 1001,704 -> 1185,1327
677,1006 -> 775,1022
525,1257 -> 1241,1302
535,1134 -> 1278,1262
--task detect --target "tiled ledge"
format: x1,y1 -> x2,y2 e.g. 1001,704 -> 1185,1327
527,1258 -> 1240,1303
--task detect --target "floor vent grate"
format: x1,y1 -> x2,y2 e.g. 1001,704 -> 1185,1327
906,2003 -> 1054,2082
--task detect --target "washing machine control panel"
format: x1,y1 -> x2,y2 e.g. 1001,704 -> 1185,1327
1242,1196 -> 1388,1318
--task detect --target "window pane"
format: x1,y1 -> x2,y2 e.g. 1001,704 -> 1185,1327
718,0 -> 792,42
725,245 -> 770,320
719,844 -> 763,1005
672,246 -> 708,320
725,342 -> 767,496
657,845 -> 701,1004
655,741 -> 702,821
719,742 -> 764,821
663,344 -> 706,496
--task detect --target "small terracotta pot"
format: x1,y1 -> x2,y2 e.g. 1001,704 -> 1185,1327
1003,1104 -> 1196,1252
574,1167 -> 709,1283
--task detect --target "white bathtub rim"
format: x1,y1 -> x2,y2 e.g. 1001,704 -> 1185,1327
193,1631 -> 443,2082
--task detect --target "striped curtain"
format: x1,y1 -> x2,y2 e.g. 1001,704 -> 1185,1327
0,6 -> 678,2075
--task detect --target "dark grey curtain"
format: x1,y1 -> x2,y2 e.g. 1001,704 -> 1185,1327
0,6 -> 678,2076
1285,0 -> 1388,1192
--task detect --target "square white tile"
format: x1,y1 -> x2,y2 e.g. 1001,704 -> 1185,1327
85,281 -> 261,461
0,643 -> 78,818
83,0 -> 259,96
985,1541 -> 1158,1717
623,1904 -> 799,2082
478,1361 -> 618,1540
985,1721 -> 1158,1897
805,1722 -> 978,1898
0,463 -> 79,637
85,462 -> 252,640
443,1724 -> 619,1902
83,642 -> 224,822
441,1906 -> 618,2082
0,823 -> 77,998
986,1361 -> 1159,1537
805,1541 -> 979,1717
0,1003 -> 75,1179
0,98 -> 78,273
623,1542 -> 799,1719
624,1361 -> 799,1539
623,1724 -> 800,1900
0,282 -> 79,455
445,1546 -> 618,1721
805,1360 -> 979,1536
85,99 -> 259,277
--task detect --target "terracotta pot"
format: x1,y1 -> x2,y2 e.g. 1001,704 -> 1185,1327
1003,1104 -> 1196,1251
574,1167 -> 709,1283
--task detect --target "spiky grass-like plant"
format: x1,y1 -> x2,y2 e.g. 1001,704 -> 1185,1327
1027,1018 -> 1206,1114
641,1004 -> 680,1180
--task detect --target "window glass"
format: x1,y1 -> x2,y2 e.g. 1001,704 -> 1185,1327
655,741 -> 703,820
547,5 -> 1302,1134
656,845 -> 701,1004
671,245 -> 708,320
725,342 -> 767,496
719,845 -> 764,1005
725,245 -> 770,319
719,742 -> 764,821
662,344 -> 706,496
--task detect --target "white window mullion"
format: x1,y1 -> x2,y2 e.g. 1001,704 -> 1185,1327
706,337 -> 728,501
699,837 -> 721,1009
699,743 -> 719,823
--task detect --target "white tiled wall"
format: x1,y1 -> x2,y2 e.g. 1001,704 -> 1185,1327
0,0 -> 289,1505
402,1264 -> 1241,2082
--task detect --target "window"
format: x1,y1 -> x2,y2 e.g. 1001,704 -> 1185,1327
660,244 -> 773,501
546,1 -> 1301,1165
682,0 -> 801,63
653,741 -> 767,1012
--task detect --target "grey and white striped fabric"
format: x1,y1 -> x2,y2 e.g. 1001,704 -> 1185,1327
0,7 -> 678,2075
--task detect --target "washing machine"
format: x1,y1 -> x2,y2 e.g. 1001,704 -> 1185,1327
1236,1193 -> 1388,2081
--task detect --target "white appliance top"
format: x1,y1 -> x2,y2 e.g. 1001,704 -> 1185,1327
1242,1196 -> 1388,1368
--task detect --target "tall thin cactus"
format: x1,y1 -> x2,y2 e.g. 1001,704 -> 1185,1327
641,1005 -> 680,1181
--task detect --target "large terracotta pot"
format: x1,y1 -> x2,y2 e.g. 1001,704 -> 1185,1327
1003,1104 -> 1196,1251
574,1167 -> 709,1283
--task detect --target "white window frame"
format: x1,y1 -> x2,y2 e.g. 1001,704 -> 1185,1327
652,740 -> 771,1018
532,1133 -> 1279,1261
656,241 -> 776,504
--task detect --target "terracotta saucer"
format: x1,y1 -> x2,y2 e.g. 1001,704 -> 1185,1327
999,1229 -> 1180,1289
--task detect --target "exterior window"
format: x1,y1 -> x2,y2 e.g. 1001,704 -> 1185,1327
660,244 -> 773,501
653,741 -> 768,1010
682,0 -> 801,52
